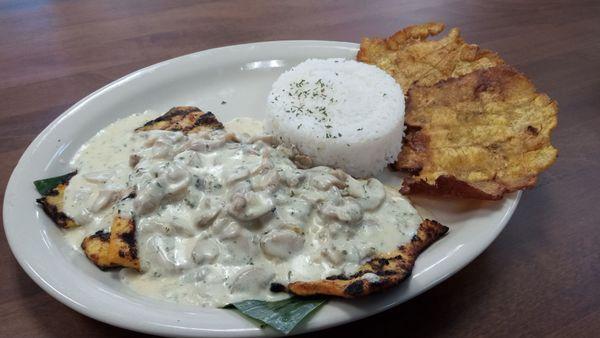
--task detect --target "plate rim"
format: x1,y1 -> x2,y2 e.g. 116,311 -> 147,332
3,39 -> 521,337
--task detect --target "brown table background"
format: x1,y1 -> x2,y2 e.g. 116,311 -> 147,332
1,0 -> 599,337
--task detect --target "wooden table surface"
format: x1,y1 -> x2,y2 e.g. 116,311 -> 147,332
1,0 -> 599,337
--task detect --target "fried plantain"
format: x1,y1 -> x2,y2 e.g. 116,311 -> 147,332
357,22 -> 504,93
397,66 -> 558,199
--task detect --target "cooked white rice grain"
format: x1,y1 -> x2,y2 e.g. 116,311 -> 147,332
266,58 -> 405,177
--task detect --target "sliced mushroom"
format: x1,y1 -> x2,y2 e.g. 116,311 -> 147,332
224,166 -> 251,185
260,229 -> 305,259
250,147 -> 274,175
229,194 -> 247,217
331,169 -> 348,181
150,140 -> 174,159
89,188 -> 121,212
275,198 -> 312,223
292,154 -> 313,169
347,178 -> 386,211
191,239 -> 220,265
230,266 -> 275,294
143,132 -> 186,159
134,181 -> 165,215
192,197 -> 222,227
83,171 -> 114,184
248,134 -> 275,145
251,170 -> 280,192
188,131 -> 235,152
227,191 -> 274,221
189,138 -> 226,152
214,221 -> 259,262
215,219 -> 242,240
281,169 -> 305,187
143,235 -> 192,272
144,130 -> 185,147
308,169 -> 347,190
211,217 -> 236,237
174,150 -> 203,168
129,154 -> 141,168
70,205 -> 93,225
163,163 -> 190,195
319,198 -> 363,224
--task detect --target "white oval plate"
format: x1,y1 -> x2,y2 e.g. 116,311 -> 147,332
4,41 -> 520,337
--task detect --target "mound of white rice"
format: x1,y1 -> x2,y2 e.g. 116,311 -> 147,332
266,58 -> 405,177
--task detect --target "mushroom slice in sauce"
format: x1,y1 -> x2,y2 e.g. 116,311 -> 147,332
260,229 -> 305,259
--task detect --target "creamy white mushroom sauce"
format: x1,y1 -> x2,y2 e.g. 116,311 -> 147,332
63,112 -> 422,307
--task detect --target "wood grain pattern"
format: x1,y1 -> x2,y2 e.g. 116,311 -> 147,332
1,0 -> 599,337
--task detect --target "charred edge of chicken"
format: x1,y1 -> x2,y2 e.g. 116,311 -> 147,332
81,230 -> 115,270
135,106 -> 224,133
284,219 -> 448,297
35,171 -> 79,229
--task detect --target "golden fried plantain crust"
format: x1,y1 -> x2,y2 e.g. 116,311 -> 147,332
397,66 -> 558,199
81,230 -> 113,270
135,106 -> 223,133
36,171 -> 79,229
285,219 -> 448,297
357,22 -> 504,92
